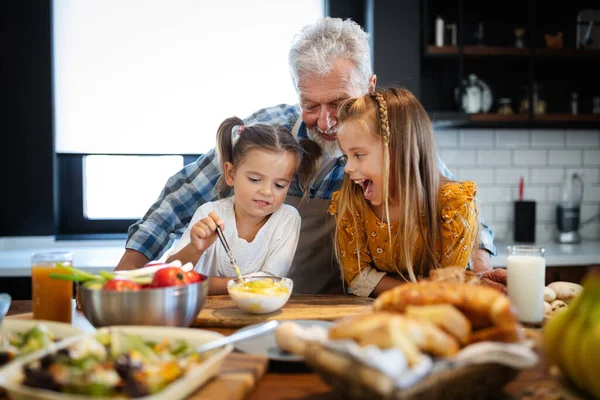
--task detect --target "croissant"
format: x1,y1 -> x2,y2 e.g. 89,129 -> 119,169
373,281 -> 519,329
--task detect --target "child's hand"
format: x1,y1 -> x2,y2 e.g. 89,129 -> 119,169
189,211 -> 225,253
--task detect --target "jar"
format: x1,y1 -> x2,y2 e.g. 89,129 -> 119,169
497,98 -> 514,115
519,83 -> 547,115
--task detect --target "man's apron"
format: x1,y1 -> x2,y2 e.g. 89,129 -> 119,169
283,118 -> 344,294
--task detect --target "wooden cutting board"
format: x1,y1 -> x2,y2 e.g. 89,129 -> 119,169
189,352 -> 268,400
194,294 -> 373,328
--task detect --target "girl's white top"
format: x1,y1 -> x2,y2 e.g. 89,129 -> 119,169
170,196 -> 301,278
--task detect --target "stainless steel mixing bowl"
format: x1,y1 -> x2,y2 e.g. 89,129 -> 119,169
79,279 -> 209,327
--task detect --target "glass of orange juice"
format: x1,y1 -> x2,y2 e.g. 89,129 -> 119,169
31,251 -> 74,323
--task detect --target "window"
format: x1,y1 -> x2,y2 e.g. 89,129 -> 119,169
53,0 -> 324,233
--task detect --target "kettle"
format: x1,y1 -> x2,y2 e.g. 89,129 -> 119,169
556,173 -> 584,243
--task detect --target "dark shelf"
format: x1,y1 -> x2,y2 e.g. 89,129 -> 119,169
469,113 -> 529,122
426,45 -> 459,56
534,48 -> 600,58
533,114 -> 600,122
427,112 -> 600,129
426,46 -> 600,58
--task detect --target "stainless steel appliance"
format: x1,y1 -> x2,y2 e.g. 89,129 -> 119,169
556,173 -> 584,244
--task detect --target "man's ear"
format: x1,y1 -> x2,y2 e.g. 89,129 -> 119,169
223,162 -> 235,186
368,74 -> 377,93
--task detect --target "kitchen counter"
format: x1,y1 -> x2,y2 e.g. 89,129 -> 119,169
0,236 -> 127,277
492,241 -> 600,268
0,236 -> 599,277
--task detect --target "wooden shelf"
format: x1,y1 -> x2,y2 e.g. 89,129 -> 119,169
469,114 -> 529,122
426,45 -> 459,55
463,46 -> 529,56
534,48 -> 600,58
426,46 -> 600,58
426,45 -> 528,56
533,114 -> 600,122
424,112 -> 600,129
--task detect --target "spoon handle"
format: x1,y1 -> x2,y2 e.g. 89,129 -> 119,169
195,320 -> 279,354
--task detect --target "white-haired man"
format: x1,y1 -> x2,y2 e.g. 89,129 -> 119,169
116,17 -> 504,294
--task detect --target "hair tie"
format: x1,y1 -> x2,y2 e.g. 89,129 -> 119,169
231,124 -> 246,146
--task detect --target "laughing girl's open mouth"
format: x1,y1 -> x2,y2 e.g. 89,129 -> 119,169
354,179 -> 373,198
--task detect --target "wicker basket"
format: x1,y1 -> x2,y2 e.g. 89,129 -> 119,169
303,341 -> 520,400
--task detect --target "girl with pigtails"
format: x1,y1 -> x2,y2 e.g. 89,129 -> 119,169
329,88 -> 479,298
168,116 -> 321,295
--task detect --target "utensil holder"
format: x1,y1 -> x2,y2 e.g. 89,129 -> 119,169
514,201 -> 536,243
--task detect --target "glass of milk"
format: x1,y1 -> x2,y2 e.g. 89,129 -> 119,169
506,246 -> 546,324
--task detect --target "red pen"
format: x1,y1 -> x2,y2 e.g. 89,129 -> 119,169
518,177 -> 524,201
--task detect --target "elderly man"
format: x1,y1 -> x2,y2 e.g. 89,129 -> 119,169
116,17 -> 504,294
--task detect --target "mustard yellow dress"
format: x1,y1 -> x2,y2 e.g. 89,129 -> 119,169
328,181 -> 478,297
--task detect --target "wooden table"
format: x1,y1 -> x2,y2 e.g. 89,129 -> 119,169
3,298 -> 577,400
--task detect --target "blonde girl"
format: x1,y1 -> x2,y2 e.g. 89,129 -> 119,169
329,88 -> 478,297
168,116 -> 320,295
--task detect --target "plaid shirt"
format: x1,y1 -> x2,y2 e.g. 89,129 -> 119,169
126,104 -> 497,260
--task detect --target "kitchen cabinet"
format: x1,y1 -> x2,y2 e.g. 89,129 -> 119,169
374,0 -> 600,129
545,264 -> 599,285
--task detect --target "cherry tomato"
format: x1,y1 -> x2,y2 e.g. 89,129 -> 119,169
103,279 -> 141,292
185,270 -> 203,283
151,267 -> 190,288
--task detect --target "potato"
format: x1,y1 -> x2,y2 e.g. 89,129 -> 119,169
544,286 -> 556,303
550,299 -> 567,313
544,301 -> 552,316
547,282 -> 583,303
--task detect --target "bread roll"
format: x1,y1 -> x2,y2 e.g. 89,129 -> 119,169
274,321 -> 307,355
374,281 -> 519,329
405,304 -> 472,345
356,318 -> 423,366
468,324 -> 525,344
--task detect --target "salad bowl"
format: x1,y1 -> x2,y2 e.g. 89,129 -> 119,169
79,279 -> 209,328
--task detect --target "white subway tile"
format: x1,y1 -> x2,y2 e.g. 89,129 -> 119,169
477,150 -> 511,166
566,168 -> 600,185
531,130 -> 565,147
531,168 -> 565,184
438,149 -> 476,166
583,185 -> 600,202
583,150 -> 600,165
494,129 -> 530,148
459,129 -> 494,147
494,168 -> 530,185
488,222 -> 511,242
566,130 -> 600,148
513,150 -> 547,165
477,186 -> 512,204
521,186 -> 546,202
434,129 -> 458,148
535,223 -> 556,242
548,150 -> 582,166
580,223 -> 600,240
536,204 -> 555,222
547,186 -> 562,203
460,168 -> 494,184
581,204 -> 600,221
494,205 -> 513,223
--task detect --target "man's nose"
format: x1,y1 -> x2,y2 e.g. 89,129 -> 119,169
317,108 -> 336,132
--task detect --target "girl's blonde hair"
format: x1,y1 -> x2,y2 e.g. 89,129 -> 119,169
334,87 -> 444,282
215,116 -> 321,201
